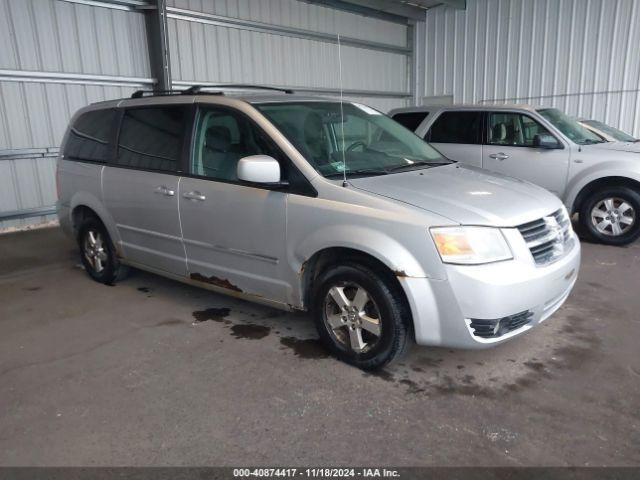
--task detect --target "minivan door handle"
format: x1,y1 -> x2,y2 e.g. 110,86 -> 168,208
489,152 -> 509,160
183,191 -> 206,201
154,185 -> 175,196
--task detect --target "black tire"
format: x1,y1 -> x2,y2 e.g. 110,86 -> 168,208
311,263 -> 412,370
579,186 -> 640,246
77,217 -> 129,284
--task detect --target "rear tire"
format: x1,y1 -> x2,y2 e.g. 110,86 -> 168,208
579,187 -> 640,246
311,263 -> 411,370
77,217 -> 128,284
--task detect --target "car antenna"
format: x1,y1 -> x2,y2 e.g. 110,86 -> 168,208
337,33 -> 348,188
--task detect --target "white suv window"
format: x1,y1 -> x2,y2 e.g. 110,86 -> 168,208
427,111 -> 482,144
392,111 -> 429,131
487,112 -> 554,147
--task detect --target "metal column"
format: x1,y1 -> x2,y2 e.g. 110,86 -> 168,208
143,0 -> 172,92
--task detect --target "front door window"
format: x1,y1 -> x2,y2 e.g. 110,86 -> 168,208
191,107 -> 284,182
487,112 -> 555,147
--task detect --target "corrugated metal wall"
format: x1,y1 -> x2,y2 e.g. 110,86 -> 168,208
0,0 -> 150,230
0,0 -> 412,230
166,0 -> 410,111
424,0 -> 640,137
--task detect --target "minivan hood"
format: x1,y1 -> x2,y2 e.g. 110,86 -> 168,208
349,164 -> 563,226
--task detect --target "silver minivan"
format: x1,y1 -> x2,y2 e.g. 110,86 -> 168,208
57,86 -> 580,369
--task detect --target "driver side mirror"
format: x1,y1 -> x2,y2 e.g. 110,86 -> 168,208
237,155 -> 287,186
533,134 -> 562,149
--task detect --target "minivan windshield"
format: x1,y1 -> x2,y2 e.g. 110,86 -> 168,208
537,108 -> 605,145
581,119 -> 638,142
255,102 -> 450,178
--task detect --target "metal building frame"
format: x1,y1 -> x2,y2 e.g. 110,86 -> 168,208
0,0 -> 426,223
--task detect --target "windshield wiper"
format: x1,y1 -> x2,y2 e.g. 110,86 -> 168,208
386,160 -> 449,172
324,169 -> 389,178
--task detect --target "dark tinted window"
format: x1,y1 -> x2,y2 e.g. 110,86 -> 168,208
392,111 -> 429,131
428,111 -> 482,144
192,107 -> 283,182
64,109 -> 116,162
116,106 -> 186,172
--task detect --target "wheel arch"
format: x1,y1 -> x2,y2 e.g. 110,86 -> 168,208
72,205 -> 101,235
571,176 -> 640,214
69,192 -> 122,257
300,246 -> 412,314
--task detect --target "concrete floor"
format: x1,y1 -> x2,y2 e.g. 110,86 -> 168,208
0,227 -> 639,466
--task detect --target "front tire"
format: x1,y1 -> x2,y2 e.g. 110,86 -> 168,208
579,187 -> 640,246
311,263 -> 411,370
77,217 -> 128,284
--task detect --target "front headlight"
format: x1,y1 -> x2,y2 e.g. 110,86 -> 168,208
430,226 -> 513,265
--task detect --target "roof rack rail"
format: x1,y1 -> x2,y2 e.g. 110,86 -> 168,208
130,84 -> 293,99
131,89 -> 188,99
182,84 -> 294,95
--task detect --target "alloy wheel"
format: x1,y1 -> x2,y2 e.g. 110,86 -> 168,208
590,197 -> 636,236
323,282 -> 382,353
83,229 -> 108,273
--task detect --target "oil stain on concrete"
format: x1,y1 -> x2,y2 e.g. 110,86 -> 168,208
192,307 -> 232,324
230,324 -> 270,340
279,337 -> 329,359
187,294 -> 602,401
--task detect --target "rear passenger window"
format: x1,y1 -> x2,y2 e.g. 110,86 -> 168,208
115,106 -> 186,172
427,111 -> 482,144
392,111 -> 429,131
64,109 -> 116,162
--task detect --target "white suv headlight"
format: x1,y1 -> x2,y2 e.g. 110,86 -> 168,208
430,226 -> 513,265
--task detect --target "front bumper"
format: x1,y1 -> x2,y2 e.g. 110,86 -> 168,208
401,231 -> 581,349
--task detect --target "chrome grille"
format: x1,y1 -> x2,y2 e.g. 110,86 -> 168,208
469,310 -> 534,338
517,209 -> 573,265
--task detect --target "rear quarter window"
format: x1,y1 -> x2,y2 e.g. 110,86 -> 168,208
63,109 -> 117,162
391,111 -> 429,132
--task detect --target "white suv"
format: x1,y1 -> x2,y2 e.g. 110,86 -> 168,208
390,104 -> 640,245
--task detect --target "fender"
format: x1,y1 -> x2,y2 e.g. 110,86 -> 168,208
287,223 -> 449,308
564,161 -> 640,211
69,188 -> 124,257
291,224 -> 433,279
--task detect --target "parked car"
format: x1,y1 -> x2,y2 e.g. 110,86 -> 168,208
578,118 -> 639,144
390,105 -> 640,245
57,87 -> 580,369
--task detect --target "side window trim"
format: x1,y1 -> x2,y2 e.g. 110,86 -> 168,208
484,111 -> 564,149
112,108 -> 125,165
182,103 -> 198,175
186,104 -> 317,197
